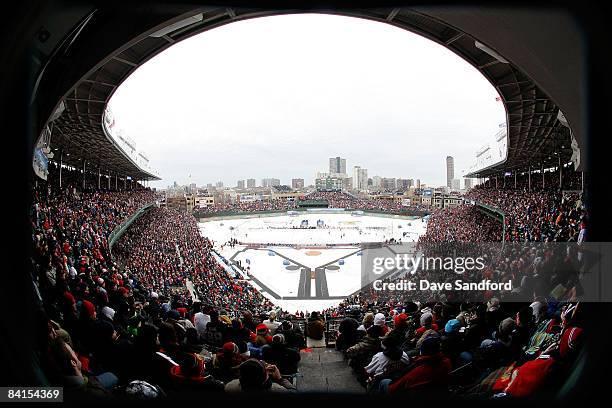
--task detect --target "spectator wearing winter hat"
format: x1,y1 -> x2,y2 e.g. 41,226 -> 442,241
262,334 -> 301,375
365,335 -> 410,392
211,342 -> 247,383
347,325 -> 384,377
224,359 -> 296,392
336,316 -> 360,351
254,324 -> 272,346
168,351 -> 224,392
374,313 -> 390,335
441,319 -> 465,367
277,320 -> 306,350
416,312 -> 439,337
74,300 -> 98,355
384,313 -> 410,347
99,306 -> 115,324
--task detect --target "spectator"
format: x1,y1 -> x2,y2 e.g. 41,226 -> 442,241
224,359 -> 296,392
262,334 -> 301,375
307,312 -> 325,341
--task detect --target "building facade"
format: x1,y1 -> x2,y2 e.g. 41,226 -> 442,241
261,178 -> 281,187
446,156 -> 454,188
329,157 -> 347,175
292,178 -> 305,190
451,178 -> 461,191
315,176 -> 344,191
353,166 -> 368,191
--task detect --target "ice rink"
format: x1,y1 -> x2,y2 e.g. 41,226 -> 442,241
199,211 -> 427,312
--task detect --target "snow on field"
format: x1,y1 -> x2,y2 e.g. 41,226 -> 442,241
200,211 -> 427,311
232,248 -> 302,297
271,246 -> 359,268
200,212 -> 426,246
325,252 -> 363,297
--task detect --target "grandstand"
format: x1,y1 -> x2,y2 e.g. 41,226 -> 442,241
1,2 -> 605,405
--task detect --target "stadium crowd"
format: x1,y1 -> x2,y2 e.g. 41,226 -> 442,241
194,191 -> 428,217
113,206 -> 274,314
306,191 -> 429,213
196,200 -> 298,214
28,161 -> 588,401
465,188 -> 586,243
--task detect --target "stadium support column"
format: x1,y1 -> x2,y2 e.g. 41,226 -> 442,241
115,174 -> 118,190
514,172 -> 517,189
559,156 -> 562,189
82,159 -> 86,189
58,149 -> 63,189
528,167 -> 531,191
124,175 -> 127,190
98,167 -> 101,189
581,171 -> 584,192
108,170 -> 111,190
542,163 -> 545,189
495,175 -> 498,188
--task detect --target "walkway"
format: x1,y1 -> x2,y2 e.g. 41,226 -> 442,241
296,347 -> 364,393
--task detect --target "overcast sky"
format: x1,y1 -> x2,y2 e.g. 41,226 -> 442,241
108,14 -> 506,189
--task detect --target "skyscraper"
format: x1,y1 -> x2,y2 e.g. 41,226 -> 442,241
246,179 -> 256,188
329,157 -> 347,175
353,166 -> 368,191
237,180 -> 245,189
261,178 -> 281,187
446,156 -> 454,188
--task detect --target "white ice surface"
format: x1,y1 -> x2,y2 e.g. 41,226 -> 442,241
200,213 -> 427,312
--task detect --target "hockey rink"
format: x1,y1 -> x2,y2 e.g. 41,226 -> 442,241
199,211 -> 427,312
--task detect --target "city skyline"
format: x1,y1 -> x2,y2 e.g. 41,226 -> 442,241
172,153 -> 469,190
108,14 -> 505,190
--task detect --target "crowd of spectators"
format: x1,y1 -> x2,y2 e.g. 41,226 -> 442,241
305,191 -> 428,213
195,191 -> 428,216
465,188 -> 586,243
320,298 -> 586,399
28,163 -> 588,400
420,205 -> 502,243
113,207 -> 274,314
196,200 -> 298,214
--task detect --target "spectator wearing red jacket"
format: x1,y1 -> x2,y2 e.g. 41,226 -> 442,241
382,335 -> 451,394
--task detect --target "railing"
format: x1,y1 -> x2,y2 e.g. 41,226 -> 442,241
108,201 -> 157,252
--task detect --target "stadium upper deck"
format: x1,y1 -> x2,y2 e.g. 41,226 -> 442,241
29,4 -> 584,182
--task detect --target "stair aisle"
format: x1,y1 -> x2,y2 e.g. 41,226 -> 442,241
296,347 -> 365,393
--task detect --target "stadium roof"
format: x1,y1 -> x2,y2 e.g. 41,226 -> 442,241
49,107 -> 160,181
31,5 -> 584,180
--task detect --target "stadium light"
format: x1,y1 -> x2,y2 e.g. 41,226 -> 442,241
474,41 -> 509,64
150,14 -> 203,38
